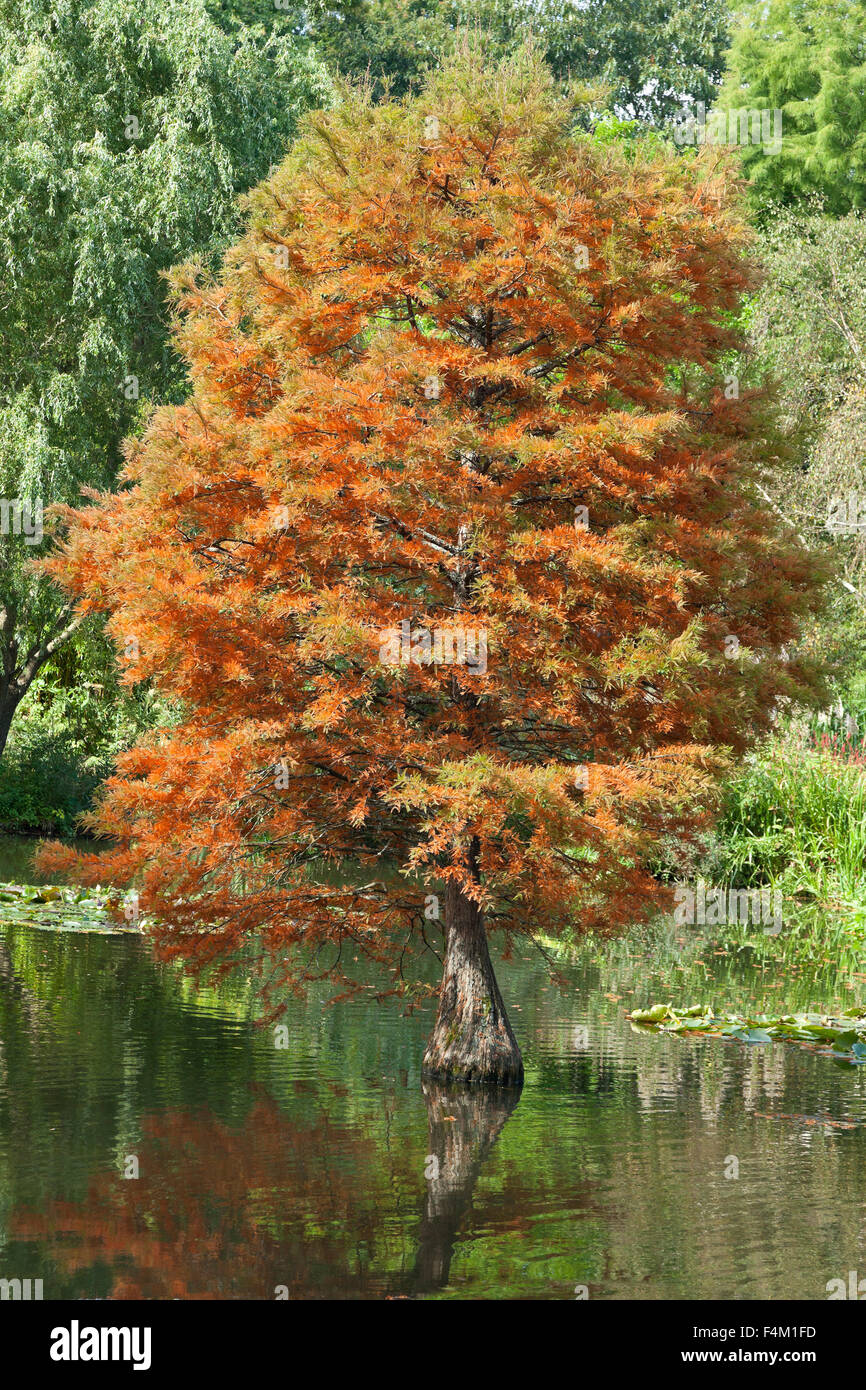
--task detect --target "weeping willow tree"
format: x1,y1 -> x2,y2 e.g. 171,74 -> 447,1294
0,0 -> 327,758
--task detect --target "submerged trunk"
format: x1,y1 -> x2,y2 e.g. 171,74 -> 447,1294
422,869 -> 524,1088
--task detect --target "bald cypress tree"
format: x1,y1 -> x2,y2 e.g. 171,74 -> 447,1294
44,48 -> 824,1084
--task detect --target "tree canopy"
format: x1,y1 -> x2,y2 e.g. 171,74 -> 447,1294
718,0 -> 866,214
231,0 -> 732,122
42,48 -> 824,1076
0,0 -> 327,754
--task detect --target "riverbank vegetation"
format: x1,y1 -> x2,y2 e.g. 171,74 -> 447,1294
708,733 -> 866,906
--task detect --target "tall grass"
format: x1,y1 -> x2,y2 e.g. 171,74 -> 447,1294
712,736 -> 866,905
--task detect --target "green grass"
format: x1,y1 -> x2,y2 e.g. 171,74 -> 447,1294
711,737 -> 866,905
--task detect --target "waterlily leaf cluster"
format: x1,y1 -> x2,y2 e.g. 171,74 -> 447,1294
629,1002 -> 866,1063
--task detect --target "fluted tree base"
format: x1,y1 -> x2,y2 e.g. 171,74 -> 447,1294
422,877 -> 524,1088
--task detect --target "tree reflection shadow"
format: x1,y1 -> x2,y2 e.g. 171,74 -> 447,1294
9,1082 -> 521,1300
11,1095 -> 384,1298
413,1079 -> 521,1295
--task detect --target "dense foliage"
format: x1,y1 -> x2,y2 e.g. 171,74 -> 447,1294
1,0 -> 862,935
719,0 -> 866,213
295,0 -> 732,120
0,0 -> 326,773
40,52 -> 823,1020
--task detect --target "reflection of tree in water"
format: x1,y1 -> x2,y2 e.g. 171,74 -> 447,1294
413,1081 -> 520,1295
11,1094 -> 387,1299
10,1083 -> 528,1300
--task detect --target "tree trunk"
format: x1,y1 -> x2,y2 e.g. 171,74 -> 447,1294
422,871 -> 524,1088
0,596 -> 86,764
0,691 -> 20,761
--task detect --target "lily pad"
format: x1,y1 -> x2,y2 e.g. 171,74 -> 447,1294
0,881 -> 142,934
625,1003 -> 866,1066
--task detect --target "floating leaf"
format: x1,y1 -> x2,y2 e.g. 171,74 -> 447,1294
625,1003 -> 866,1065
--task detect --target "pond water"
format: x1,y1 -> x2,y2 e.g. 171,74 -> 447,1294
2,834 -> 866,1300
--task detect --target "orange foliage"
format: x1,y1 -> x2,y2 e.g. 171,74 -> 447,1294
40,50 -> 825,1007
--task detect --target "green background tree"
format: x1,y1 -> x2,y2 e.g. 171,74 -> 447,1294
294,0 -> 730,120
718,0 -> 866,214
0,0 -> 327,761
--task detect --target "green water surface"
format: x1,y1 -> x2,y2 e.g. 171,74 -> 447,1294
1,835 -> 866,1300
